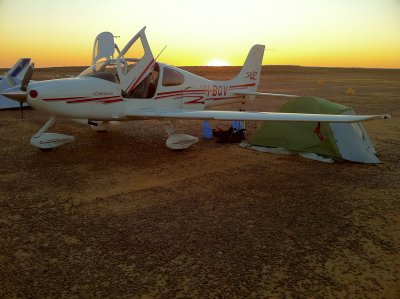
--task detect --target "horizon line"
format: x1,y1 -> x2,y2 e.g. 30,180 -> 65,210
1,64 -> 399,71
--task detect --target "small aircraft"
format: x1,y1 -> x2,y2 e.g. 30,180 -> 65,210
1,27 -> 390,150
0,58 -> 32,109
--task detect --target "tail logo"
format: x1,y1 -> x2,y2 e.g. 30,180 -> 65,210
245,71 -> 258,80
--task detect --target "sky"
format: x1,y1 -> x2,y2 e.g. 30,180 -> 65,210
0,0 -> 399,68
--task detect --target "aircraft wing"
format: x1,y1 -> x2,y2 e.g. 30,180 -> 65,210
125,109 -> 390,123
233,91 -> 299,97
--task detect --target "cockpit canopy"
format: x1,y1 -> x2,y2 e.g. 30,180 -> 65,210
78,58 -> 140,83
78,27 -> 186,98
78,60 -> 187,99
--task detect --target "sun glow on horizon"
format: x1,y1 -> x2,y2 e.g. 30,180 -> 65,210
0,0 -> 399,68
206,59 -> 231,67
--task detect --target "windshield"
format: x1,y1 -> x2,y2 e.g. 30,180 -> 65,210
78,58 -> 140,83
78,58 -> 139,83
79,60 -> 119,83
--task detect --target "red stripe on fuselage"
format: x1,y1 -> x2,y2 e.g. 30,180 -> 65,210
206,96 -> 242,101
155,90 -> 206,100
43,96 -> 85,102
182,96 -> 205,104
42,95 -> 123,104
66,98 -> 101,104
101,98 -> 124,104
229,83 -> 256,89
156,89 -> 206,96
66,96 -> 120,104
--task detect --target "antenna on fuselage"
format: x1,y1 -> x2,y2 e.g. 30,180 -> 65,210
154,45 -> 167,62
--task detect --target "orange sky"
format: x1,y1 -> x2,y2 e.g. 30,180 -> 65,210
0,0 -> 399,68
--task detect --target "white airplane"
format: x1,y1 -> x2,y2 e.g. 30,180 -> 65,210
0,58 -> 31,109
1,27 -> 390,150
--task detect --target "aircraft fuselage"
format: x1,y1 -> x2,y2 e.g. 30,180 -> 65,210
26,63 -> 248,121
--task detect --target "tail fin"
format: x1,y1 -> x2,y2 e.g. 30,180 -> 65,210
6,58 -> 31,80
230,45 -> 265,91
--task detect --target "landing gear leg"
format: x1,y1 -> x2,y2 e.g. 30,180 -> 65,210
162,120 -> 199,150
162,120 -> 176,136
30,117 -> 74,150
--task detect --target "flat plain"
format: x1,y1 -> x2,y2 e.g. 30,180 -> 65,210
0,65 -> 399,298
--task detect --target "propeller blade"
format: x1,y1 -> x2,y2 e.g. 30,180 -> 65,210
21,63 -> 35,92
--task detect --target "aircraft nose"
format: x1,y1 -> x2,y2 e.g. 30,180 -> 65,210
1,86 -> 27,103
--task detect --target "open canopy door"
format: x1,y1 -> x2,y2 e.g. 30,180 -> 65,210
116,27 -> 155,96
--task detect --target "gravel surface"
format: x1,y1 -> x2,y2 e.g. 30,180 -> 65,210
1,66 -> 399,298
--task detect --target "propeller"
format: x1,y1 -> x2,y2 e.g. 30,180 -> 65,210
1,63 -> 35,119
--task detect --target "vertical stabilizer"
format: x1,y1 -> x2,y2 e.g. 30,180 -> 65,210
6,58 -> 31,80
230,45 -> 265,91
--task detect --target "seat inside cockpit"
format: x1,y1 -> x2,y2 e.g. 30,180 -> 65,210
128,63 -> 160,99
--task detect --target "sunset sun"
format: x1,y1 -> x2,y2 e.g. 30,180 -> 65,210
207,59 -> 230,66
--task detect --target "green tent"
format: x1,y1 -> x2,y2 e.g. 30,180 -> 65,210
250,96 -> 379,162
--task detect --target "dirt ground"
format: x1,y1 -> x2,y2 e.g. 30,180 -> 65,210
0,66 -> 399,298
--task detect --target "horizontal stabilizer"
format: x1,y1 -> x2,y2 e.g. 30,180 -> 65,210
125,109 -> 390,123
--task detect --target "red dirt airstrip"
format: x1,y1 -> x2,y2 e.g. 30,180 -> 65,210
0,66 -> 399,298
